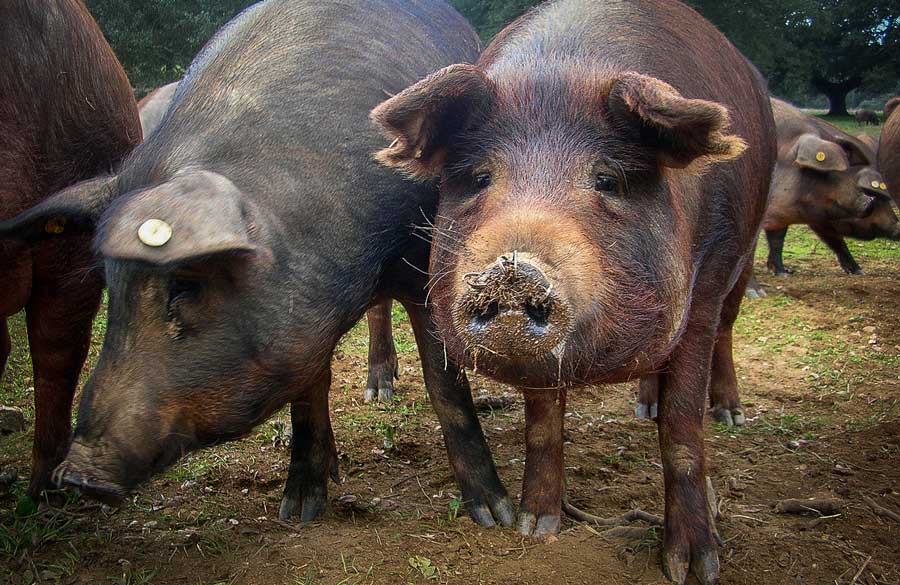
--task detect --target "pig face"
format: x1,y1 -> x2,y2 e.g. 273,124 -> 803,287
2,172 -> 292,499
372,66 -> 746,388
777,133 -> 886,222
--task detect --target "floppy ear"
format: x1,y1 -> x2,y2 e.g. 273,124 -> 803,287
608,72 -> 747,169
856,168 -> 891,199
792,134 -> 849,172
97,171 -> 265,266
0,175 -> 120,241
370,64 -> 494,180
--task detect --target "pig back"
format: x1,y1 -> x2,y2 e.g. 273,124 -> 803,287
880,107 -> 900,206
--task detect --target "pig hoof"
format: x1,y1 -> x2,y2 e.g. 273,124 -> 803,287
635,402 -> 658,421
662,541 -> 719,584
364,382 -> 394,403
517,511 -> 560,538
278,495 -> 300,520
744,286 -> 766,300
468,493 -> 515,528
711,407 -> 744,427
278,491 -> 327,523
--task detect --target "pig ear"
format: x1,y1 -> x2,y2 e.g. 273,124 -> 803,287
371,64 -> 493,180
97,171 -> 267,266
0,175 -> 120,241
608,72 -> 747,169
793,134 -> 849,172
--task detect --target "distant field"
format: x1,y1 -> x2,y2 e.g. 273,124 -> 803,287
806,110 -> 884,139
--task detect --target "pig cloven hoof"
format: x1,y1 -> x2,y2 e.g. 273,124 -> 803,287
635,402 -> 658,421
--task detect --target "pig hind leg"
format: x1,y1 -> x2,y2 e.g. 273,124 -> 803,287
364,300 -> 399,403
25,280 -> 101,499
765,228 -> 793,275
279,371 -> 340,522
635,374 -> 660,421
402,300 -> 515,528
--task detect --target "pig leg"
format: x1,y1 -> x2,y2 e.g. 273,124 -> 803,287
709,262 -> 752,427
765,228 -> 792,275
25,282 -> 100,499
279,372 -> 340,522
403,301 -> 515,528
0,319 -> 10,380
809,225 -> 863,275
364,300 -> 399,403
658,318 -> 721,585
518,388 -> 565,537
635,374 -> 660,420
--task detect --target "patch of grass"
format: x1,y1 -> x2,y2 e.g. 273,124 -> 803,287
813,113 -> 882,138
845,399 -> 899,432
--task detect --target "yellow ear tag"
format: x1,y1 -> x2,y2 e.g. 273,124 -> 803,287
44,216 -> 66,235
880,182 -> 888,190
871,180 -> 881,189
815,151 -> 826,162
138,219 -> 172,247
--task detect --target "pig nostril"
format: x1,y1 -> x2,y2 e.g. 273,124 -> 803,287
470,301 -> 500,330
524,302 -> 551,327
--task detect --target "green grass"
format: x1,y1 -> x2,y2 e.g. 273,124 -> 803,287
811,112 -> 883,138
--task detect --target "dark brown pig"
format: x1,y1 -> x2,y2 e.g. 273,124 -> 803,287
760,98 -> 890,276
0,0 -> 513,528
137,81 -> 179,138
372,0 -> 776,581
880,100 -> 900,207
855,109 -> 880,126
0,0 -> 140,499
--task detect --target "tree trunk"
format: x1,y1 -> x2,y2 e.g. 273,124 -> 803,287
811,75 -> 862,117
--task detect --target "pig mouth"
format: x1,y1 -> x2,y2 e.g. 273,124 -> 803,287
52,460 -> 128,505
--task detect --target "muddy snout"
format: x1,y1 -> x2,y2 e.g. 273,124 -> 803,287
455,253 -> 573,356
52,442 -> 128,505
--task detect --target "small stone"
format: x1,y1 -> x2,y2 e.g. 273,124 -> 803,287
180,480 -> 197,490
142,521 -> 158,529
241,488 -> 249,495
0,406 -> 26,434
862,326 -> 876,333
833,464 -> 855,476
228,518 -> 239,526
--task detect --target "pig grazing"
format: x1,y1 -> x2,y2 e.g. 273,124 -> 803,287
137,81 -> 179,138
372,0 -> 775,581
880,99 -> 900,206
0,0 -> 140,499
855,109 -> 880,126
0,0 -> 514,527
760,99 -> 893,276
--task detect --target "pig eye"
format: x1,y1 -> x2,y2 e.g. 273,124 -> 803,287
594,174 -> 619,193
473,172 -> 492,191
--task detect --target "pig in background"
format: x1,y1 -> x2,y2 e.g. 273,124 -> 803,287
373,0 -> 776,582
0,0 -> 141,500
755,98 -> 896,282
855,109 -> 880,126
0,0 -> 516,528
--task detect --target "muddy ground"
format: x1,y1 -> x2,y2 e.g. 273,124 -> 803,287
1,226 -> 899,585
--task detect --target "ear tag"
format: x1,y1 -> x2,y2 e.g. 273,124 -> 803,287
138,219 -> 172,247
871,180 -> 881,189
880,182 -> 887,190
44,216 -> 67,235
815,151 -> 826,162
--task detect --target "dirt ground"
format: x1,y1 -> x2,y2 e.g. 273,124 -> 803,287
1,227 -> 899,585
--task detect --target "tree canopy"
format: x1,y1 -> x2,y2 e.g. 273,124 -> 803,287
85,0 -> 900,112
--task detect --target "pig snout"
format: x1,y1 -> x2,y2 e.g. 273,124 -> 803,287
455,253 -> 573,357
53,441 -> 129,505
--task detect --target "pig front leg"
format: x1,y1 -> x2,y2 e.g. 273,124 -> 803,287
403,301 -> 515,528
518,388 -> 565,537
765,228 -> 792,275
279,372 -> 340,522
26,277 -> 101,499
809,225 -> 863,275
658,316 -> 722,585
364,300 -> 398,403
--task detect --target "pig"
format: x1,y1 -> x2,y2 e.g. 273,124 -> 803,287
760,99 -> 891,277
0,0 -> 141,499
880,99 -> 900,207
371,0 -> 776,581
0,0 -> 514,528
855,133 -> 879,153
137,81 -> 179,138
855,109 -> 880,126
